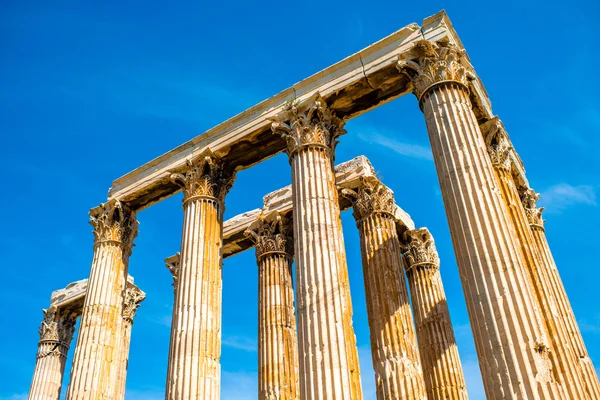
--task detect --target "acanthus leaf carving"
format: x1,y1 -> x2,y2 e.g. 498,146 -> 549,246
483,118 -> 512,172
271,93 -> 345,158
520,188 -> 545,229
90,201 -> 138,249
245,213 -> 293,260
123,286 -> 146,324
170,149 -> 236,204
165,254 -> 180,296
401,228 -> 440,271
38,307 -> 77,346
341,177 -> 396,222
397,38 -> 470,102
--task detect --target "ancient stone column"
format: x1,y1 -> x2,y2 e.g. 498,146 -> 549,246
272,94 -> 363,400
164,254 -> 180,393
165,150 -> 235,400
245,212 -> 299,400
521,188 -> 600,399
401,228 -> 468,400
114,286 -> 146,400
66,201 -> 138,400
484,119 -> 594,399
397,39 -> 563,399
342,178 -> 426,400
29,308 -> 77,400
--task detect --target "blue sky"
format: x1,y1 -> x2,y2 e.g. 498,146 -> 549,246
1,1 -> 599,399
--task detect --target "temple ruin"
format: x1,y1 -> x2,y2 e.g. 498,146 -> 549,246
28,10 -> 599,400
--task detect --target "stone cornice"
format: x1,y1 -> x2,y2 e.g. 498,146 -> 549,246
89,200 -> 138,250
401,228 -> 440,272
341,176 -> 396,222
170,149 -> 235,205
245,212 -> 293,260
123,286 -> 146,324
271,93 -> 345,159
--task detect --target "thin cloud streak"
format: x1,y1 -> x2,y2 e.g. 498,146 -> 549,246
540,183 -> 597,213
358,132 -> 433,161
222,336 -> 257,352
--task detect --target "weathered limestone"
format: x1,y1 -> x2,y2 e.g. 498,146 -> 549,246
164,253 -> 180,394
520,188 -> 600,399
66,201 -> 138,400
342,177 -> 426,400
29,308 -> 77,400
272,94 -> 363,399
483,118 -> 594,399
114,286 -> 146,400
246,212 -> 299,400
401,228 -> 468,400
165,150 -> 235,400
398,39 -> 563,399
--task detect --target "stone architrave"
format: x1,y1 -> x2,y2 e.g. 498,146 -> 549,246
245,212 -> 299,400
272,94 -> 363,400
114,286 -> 146,400
401,228 -> 468,400
483,118 -> 594,399
165,150 -> 235,400
397,39 -> 563,399
342,178 -> 426,400
520,188 -> 600,399
29,308 -> 77,400
66,201 -> 138,400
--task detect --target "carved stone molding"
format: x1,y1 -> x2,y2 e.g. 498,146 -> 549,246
165,254 -> 180,296
341,177 -> 395,222
245,213 -> 293,260
271,93 -> 345,159
38,307 -> 77,347
90,201 -> 138,249
397,38 -> 470,103
520,188 -> 545,230
123,287 -> 146,324
401,228 -> 440,272
170,149 -> 236,204
482,118 -> 512,172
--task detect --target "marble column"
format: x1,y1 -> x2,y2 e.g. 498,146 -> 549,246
245,213 -> 299,400
164,254 -> 180,394
166,150 -> 235,400
66,200 -> 138,400
114,286 -> 146,400
521,188 -> 600,399
401,228 -> 468,400
29,307 -> 77,400
342,178 -> 426,400
272,94 -> 363,400
484,119 -> 593,399
397,39 -> 563,399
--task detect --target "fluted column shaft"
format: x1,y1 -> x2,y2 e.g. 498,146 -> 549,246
29,309 -> 77,400
343,179 -> 426,399
523,191 -> 600,399
398,40 -> 562,399
164,255 -> 180,394
166,151 -> 234,400
247,214 -> 299,399
272,95 -> 362,400
66,201 -> 138,400
402,228 -> 468,400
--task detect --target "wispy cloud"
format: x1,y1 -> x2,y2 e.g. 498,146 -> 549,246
222,335 -> 257,352
540,183 -> 597,213
125,388 -> 164,400
358,132 -> 433,161
222,371 -> 258,400
0,394 -> 27,400
579,314 -> 600,335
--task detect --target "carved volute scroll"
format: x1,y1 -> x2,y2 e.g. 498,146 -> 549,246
271,93 -> 346,159
397,38 -> 470,104
341,177 -> 396,222
482,118 -> 512,172
122,287 -> 146,324
520,188 -> 545,230
165,254 -> 180,296
170,149 -> 236,205
38,307 -> 77,347
401,228 -> 440,272
245,213 -> 293,260
90,200 -> 138,250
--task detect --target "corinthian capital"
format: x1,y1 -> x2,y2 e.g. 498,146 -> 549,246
90,201 -> 138,249
401,228 -> 440,272
38,307 -> 77,345
341,177 -> 396,222
481,118 -> 512,172
123,286 -> 146,324
397,38 -> 469,101
245,212 -> 293,260
520,188 -> 545,229
165,253 -> 180,295
271,93 -> 345,159
170,149 -> 236,204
